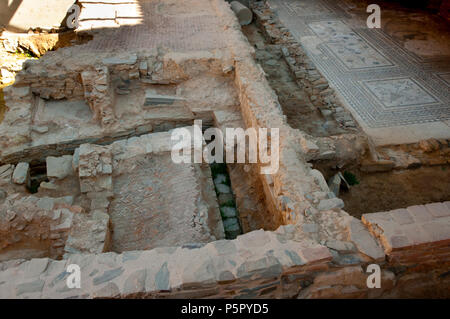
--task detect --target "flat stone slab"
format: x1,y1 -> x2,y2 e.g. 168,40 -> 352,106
362,202 -> 450,259
12,162 -> 29,185
144,90 -> 185,106
109,152 -> 223,252
46,155 -> 74,179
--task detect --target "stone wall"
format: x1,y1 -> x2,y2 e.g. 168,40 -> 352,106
1,209 -> 449,299
362,203 -> 450,266
0,194 -> 76,261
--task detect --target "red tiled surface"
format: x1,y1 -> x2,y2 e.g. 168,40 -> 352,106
78,1 -> 226,53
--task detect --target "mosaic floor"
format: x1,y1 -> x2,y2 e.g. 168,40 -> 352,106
269,0 -> 450,145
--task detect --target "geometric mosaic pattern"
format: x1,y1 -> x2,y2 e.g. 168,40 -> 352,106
270,0 -> 450,128
437,73 -> 450,86
363,78 -> 438,108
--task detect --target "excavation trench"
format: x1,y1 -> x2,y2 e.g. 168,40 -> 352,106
314,161 -> 450,219
242,22 -> 346,137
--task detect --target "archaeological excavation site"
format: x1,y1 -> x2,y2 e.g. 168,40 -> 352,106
0,0 -> 449,300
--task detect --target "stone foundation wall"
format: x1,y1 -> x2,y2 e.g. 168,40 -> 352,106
0,194 -> 80,260
1,214 -> 449,298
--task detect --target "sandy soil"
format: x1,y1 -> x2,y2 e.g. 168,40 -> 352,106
0,83 -> 8,124
339,166 -> 450,218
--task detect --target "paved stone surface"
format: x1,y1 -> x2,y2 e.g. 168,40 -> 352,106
78,0 -> 226,53
109,154 -> 217,252
269,0 -> 450,145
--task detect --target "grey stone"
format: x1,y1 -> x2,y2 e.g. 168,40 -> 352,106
213,174 -> 227,185
310,169 -> 329,193
90,196 -> 110,210
16,279 -> 45,296
0,164 -> 13,178
40,181 -> 57,190
236,256 -> 282,278
47,155 -> 73,179
0,189 -> 6,201
32,125 -> 49,134
348,218 -> 385,261
72,148 -> 80,171
145,90 -> 184,106
181,243 -> 205,250
230,1 -> 253,26
318,198 -> 345,211
285,250 -> 304,265
326,240 -> 356,253
154,262 -> 170,291
6,210 -> 16,221
24,258 -> 49,278
218,270 -> 235,282
103,54 -> 137,65
37,197 -> 55,211
265,59 -> 278,66
223,218 -> 240,232
122,251 -> 142,263
332,253 -> 363,266
212,240 -> 237,255
139,61 -> 148,76
93,267 -> 124,286
55,196 -> 74,206
12,162 -> 29,185
220,206 -> 237,218
218,193 -> 234,206
328,174 -> 341,197
93,282 -> 120,299
302,223 -> 319,233
216,183 -> 231,194
123,269 -> 146,295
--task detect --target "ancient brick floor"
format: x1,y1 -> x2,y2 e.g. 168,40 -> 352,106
109,154 -> 216,252
79,0 -> 226,53
269,0 -> 450,145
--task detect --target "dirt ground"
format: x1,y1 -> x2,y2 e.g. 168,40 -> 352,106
242,23 -> 346,137
0,83 -> 8,124
339,166 -> 450,218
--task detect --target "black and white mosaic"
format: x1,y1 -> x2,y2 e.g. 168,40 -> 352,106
270,0 -> 450,128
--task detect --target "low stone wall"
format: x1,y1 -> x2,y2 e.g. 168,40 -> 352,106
0,230 -> 333,299
362,203 -> 450,265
